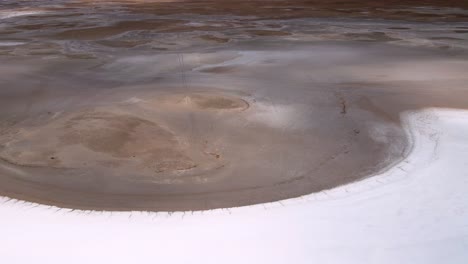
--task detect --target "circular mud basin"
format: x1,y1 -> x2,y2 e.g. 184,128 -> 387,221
0,89 -> 407,212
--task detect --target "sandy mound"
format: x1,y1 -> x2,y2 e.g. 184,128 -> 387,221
0,91 -> 250,185
0,109 -> 221,175
146,92 -> 249,111
187,93 -> 248,110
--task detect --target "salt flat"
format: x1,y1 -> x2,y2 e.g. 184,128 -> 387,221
1,108 -> 467,264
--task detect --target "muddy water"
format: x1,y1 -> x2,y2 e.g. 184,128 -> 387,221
0,1 -> 468,211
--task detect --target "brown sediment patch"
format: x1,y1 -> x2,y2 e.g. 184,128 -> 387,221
189,94 -> 248,110
10,42 -> 62,56
65,53 -> 97,59
146,92 -> 250,112
55,19 -> 182,40
96,39 -> 151,48
0,109 -> 220,175
0,30 -> 19,35
387,27 -> 411,30
199,65 -> 238,74
187,94 -> 248,110
14,22 -> 77,31
344,32 -> 400,42
430,37 -> 464,40
199,34 -> 230,43
157,24 -> 220,33
119,0 -> 468,22
246,30 -> 291,37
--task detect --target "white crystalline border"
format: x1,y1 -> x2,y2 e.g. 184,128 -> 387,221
0,10 -> 46,20
0,41 -> 25,46
1,108 -> 468,264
